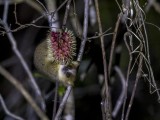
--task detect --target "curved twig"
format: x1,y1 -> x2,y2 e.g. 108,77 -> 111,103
0,94 -> 24,120
0,65 -> 49,120
112,66 -> 126,118
1,0 -> 45,111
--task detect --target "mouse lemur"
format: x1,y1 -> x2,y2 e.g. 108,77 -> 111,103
34,29 -> 78,86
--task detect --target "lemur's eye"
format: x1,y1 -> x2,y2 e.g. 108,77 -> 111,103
66,72 -> 72,78
62,66 -> 72,78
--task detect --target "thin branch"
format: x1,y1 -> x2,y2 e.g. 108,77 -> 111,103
25,0 -> 44,13
88,32 -> 114,40
35,0 -> 48,13
1,23 -> 46,109
0,94 -> 24,120
62,0 -> 72,28
50,0 -> 69,21
87,28 -> 113,40
121,0 -> 131,23
101,102 -> 106,120
0,0 -> 23,4
0,65 -> 49,120
54,85 -> 72,120
70,4 -> 83,36
77,0 -> 89,62
94,0 -> 112,119
112,66 -> 126,118
121,32 -> 133,120
45,0 -> 59,31
52,81 -> 59,120
45,0 -> 68,31
108,13 -> 122,76
1,0 -> 45,111
145,22 -> 160,31
2,0 -> 9,22
95,0 -> 108,100
1,0 -> 45,14
63,90 -> 75,120
140,0 -> 160,100
1,0 -> 69,35
0,23 -> 52,36
125,46 -> 143,120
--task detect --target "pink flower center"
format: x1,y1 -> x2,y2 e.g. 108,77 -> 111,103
50,30 -> 75,64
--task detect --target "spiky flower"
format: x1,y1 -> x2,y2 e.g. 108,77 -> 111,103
47,28 -> 76,65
